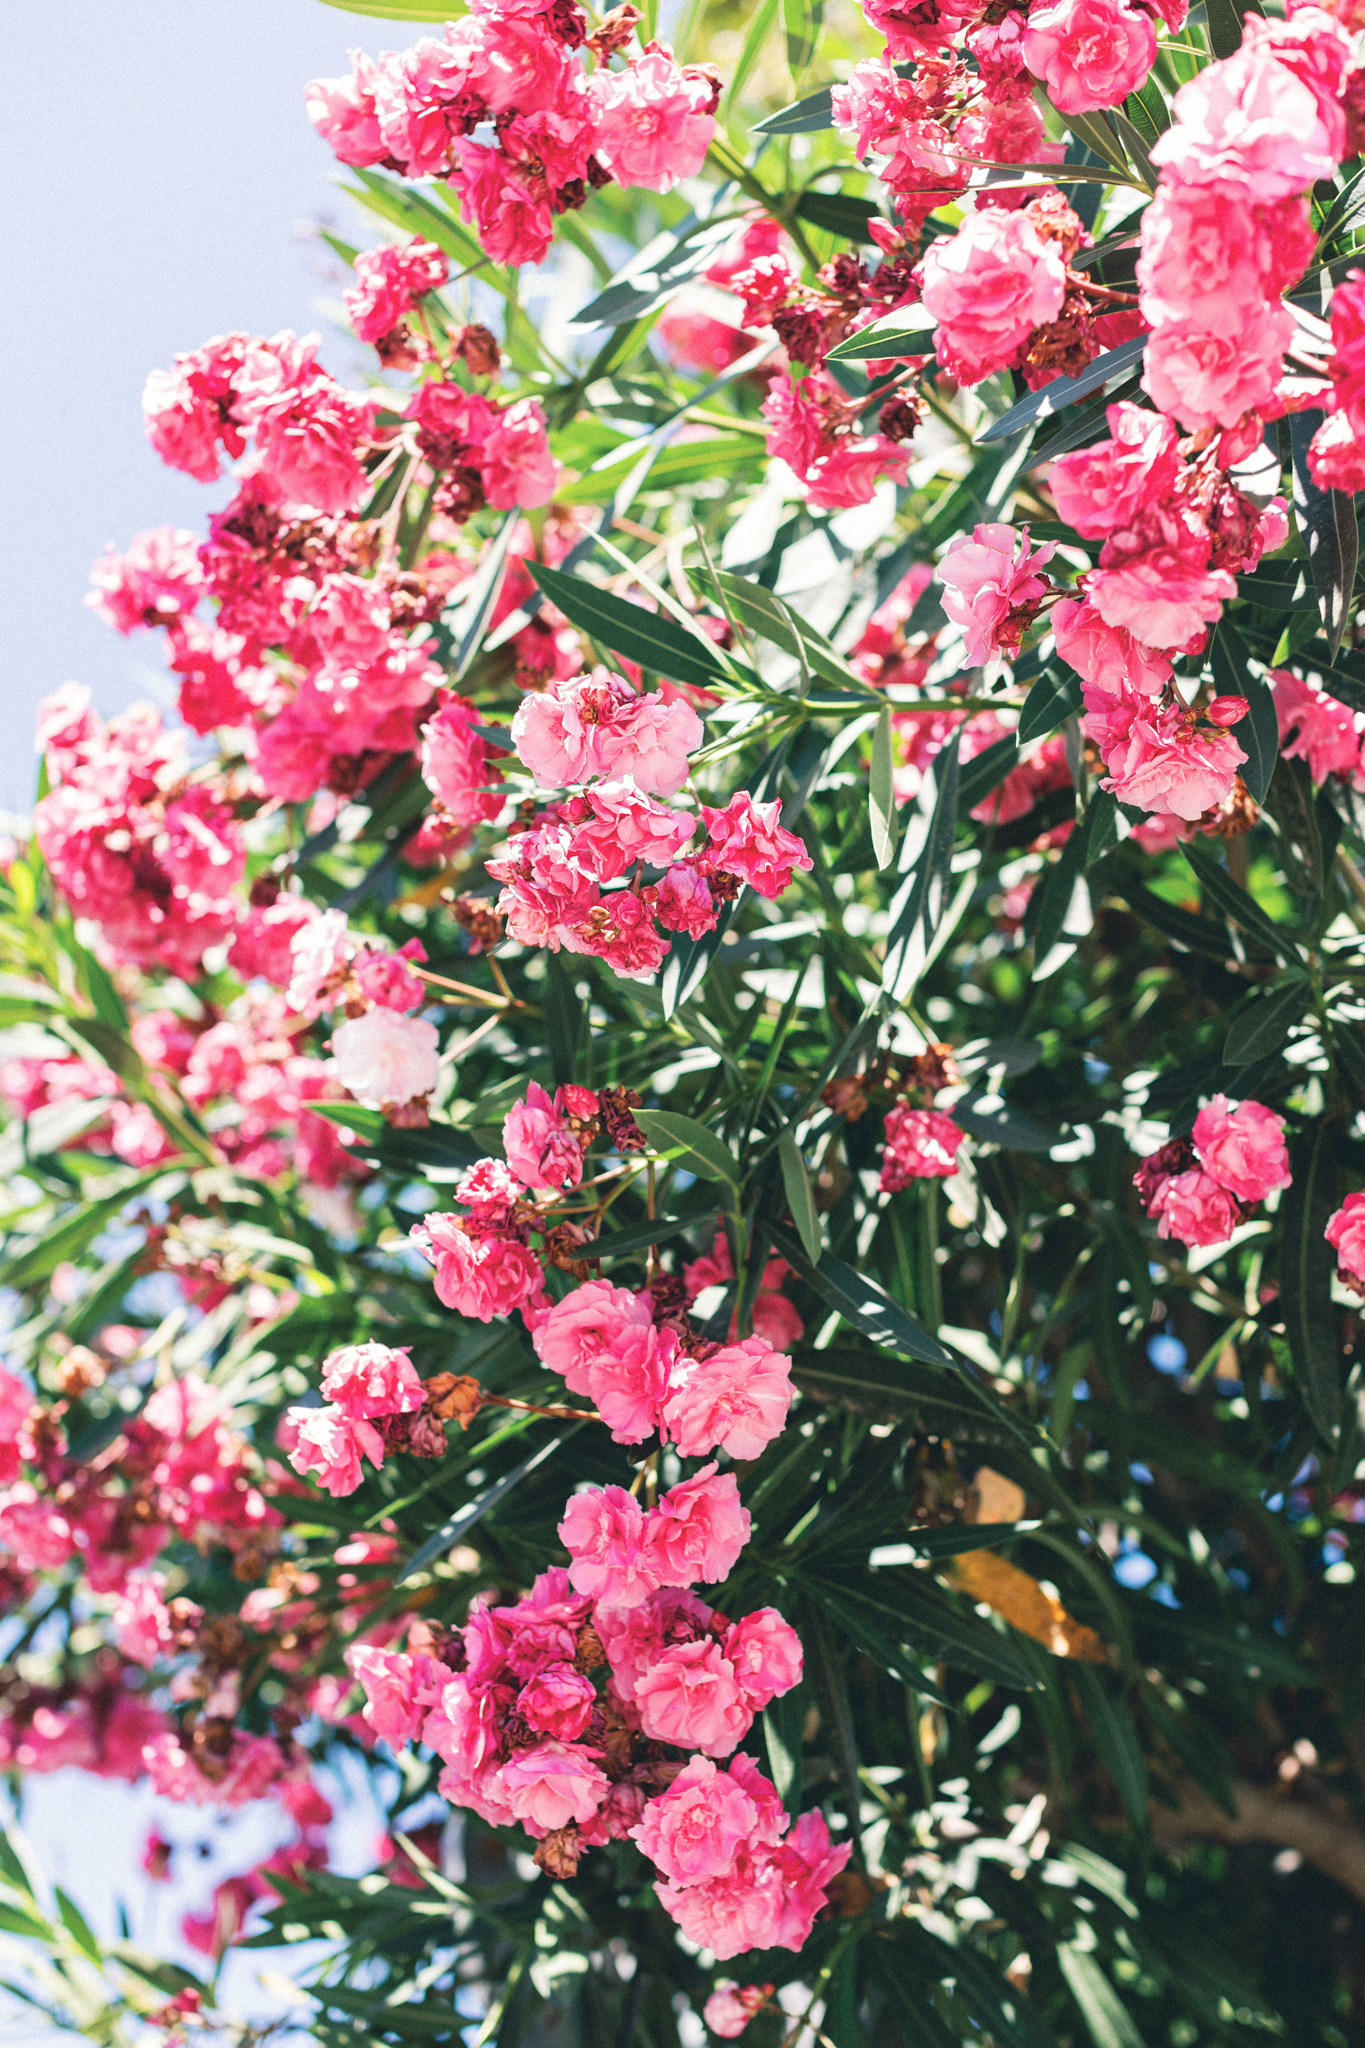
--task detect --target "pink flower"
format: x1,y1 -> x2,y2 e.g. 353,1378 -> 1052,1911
1150,46 -> 1341,200
516,1664 -> 597,1740
331,1010 -> 440,1110
141,333 -> 249,483
351,941 -> 428,1014
113,1573 -> 180,1666
654,862 -> 719,938
1273,668 -> 1363,781
704,1986 -> 770,2037
1049,403 -> 1181,539
512,668 -> 702,796
344,239 -> 448,346
494,1740 -> 610,1833
1329,269 -> 1365,439
1092,697 -> 1245,819
1151,1168 -> 1243,1248
504,1081 -> 586,1190
421,695 -> 507,830
1141,302 -> 1292,431
143,1730 -> 284,1808
1021,0 -> 1156,113
448,144 -> 555,268
321,1342 -> 425,1422
646,1466 -> 751,1590
768,1810 -> 853,1950
480,397 -> 560,510
918,208 -> 1066,386
423,1673 -> 506,1773
1137,189 -> 1315,330
0,1488 -> 75,1572
413,1214 -> 546,1322
1192,1095 -> 1291,1202
0,1371 -> 33,1484
1089,510 -> 1236,650
588,45 -> 717,192
656,1867 -> 783,1959
879,1106 -> 965,1190
698,792 -> 813,900
661,1342 -> 794,1462
531,1282 -> 674,1443
306,51 -> 388,167
570,781 -> 695,880
939,524 -> 1055,668
633,1756 -> 760,1882
1051,598 -> 1172,700
559,1485 -> 660,1606
87,528 -> 203,634
286,1405 -> 384,1497
1327,1190 -> 1365,1293
722,1609 -> 804,1711
1307,410 -> 1365,492
635,1638 -> 749,1756
346,1645 -> 445,1749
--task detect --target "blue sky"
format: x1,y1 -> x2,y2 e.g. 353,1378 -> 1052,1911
1,0 -> 407,817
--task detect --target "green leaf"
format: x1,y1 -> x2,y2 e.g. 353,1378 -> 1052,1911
958,734 -> 1019,816
790,1348 -> 1038,1448
882,731 -> 962,1002
0,1093 -> 115,1177
0,1173 -> 168,1292
632,1109 -> 740,1185
1029,809 -> 1092,980
343,169 -> 511,298
1125,883 -> 1255,962
1265,753 -> 1324,900
769,1224 -> 957,1368
1223,980 -> 1308,1066
801,1567 -> 1036,1689
660,897 -> 739,1020
824,307 -> 936,361
1071,1665 -> 1149,1831
1291,408 -> 1360,659
724,0 -> 781,115
1018,667 -> 1083,745
783,0 -> 824,74
545,955 -> 583,1090
762,1682 -> 808,1807
1206,0 -> 1266,59
529,564 -> 733,693
979,336 -> 1147,444
713,570 -> 871,695
794,191 -> 884,241
778,1130 -> 822,1264
54,1887 -> 102,1964
396,1433 -> 574,1584
1237,556 -> 1316,610
570,207 -> 744,329
950,1090 -> 1058,1154
556,434 -> 763,506
870,705 -> 899,871
751,83 -> 835,133
1181,841 -> 1297,962
1278,1120 -> 1343,1442
1210,620 -> 1278,803
1058,1946 -> 1145,2048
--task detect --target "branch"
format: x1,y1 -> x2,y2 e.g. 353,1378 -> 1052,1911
1154,1777 -> 1365,1905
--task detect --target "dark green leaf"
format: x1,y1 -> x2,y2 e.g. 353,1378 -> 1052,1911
659,895 -> 739,1019
778,1131 -> 822,1264
1071,1665 -> 1148,1830
950,1090 -> 1059,1154
713,570 -> 871,694
783,0 -> 824,74
1223,981 -> 1308,1065
770,1224 -> 956,1368
1030,809 -> 1093,979
1018,667 -> 1083,745
396,1434 -> 573,1584
1211,620 -> 1278,802
979,336 -> 1147,444
752,84 -> 835,132
958,734 -> 1020,815
795,191 -> 885,241
791,1348 -> 1036,1448
1124,883 -> 1255,962
1265,753 -> 1324,899
1058,1945 -> 1145,2048
633,1109 -> 739,1185
825,307 -> 937,361
569,207 -> 741,329
545,954 -> 583,1090
801,1566 -> 1036,1689
882,731 -> 961,1001
1181,841 -> 1297,961
529,563 -> 732,692
1291,409 -> 1359,659
1237,556 -> 1316,610
1206,0 -> 1265,59
1278,1120 -> 1343,1442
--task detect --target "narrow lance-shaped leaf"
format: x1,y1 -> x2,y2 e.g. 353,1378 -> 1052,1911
870,704 -> 899,870
1278,1120 -> 1343,1443
1018,667 -> 1083,745
396,1434 -> 573,1585
979,335 -> 1148,444
1223,980 -> 1308,1066
1290,408 -> 1360,660
633,1109 -> 740,1185
778,1130 -> 822,1263
1211,619 -> 1278,802
530,563 -> 735,693
882,730 -> 961,1002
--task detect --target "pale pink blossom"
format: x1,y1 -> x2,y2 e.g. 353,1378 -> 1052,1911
512,668 -> 701,795
321,1342 -> 425,1422
698,792 -> 813,900
645,1466 -> 751,1589
559,1485 -> 660,1606
286,1405 -> 384,1497
1150,46 -> 1341,199
1273,668 -> 1363,782
634,1637 -> 749,1756
569,781 -> 695,880
939,524 -> 1055,668
1137,189 -> 1315,329
1192,1095 -> 1291,1202
1141,302 -> 1292,430
306,51 -> 388,167
918,209 -> 1067,386
1051,598 -> 1172,700
661,1342 -> 794,1463
704,1986 -> 769,2037
480,397 -> 560,510
654,863 -> 719,938
1089,511 -> 1237,650
346,1645 -> 445,1749
87,528 -> 203,635
344,239 -> 448,346
0,1488 -> 76,1572
504,1081 -> 586,1189
331,1009 -> 439,1110
588,44 -> 717,192
113,1574 -> 181,1667
1307,410 -> 1365,492
1327,1190 -> 1365,1293
1148,1167 -> 1242,1247
516,1665 -> 597,1740
1092,697 -> 1245,819
421,695 -> 507,829
722,1609 -> 804,1711
632,1756 -> 759,1882
1049,403 -> 1181,539
412,1213 -> 546,1321
1022,0 -> 1156,113
531,1281 -> 674,1443
495,1740 -> 610,1834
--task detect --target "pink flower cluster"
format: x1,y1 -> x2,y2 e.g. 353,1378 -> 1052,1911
879,1105 -> 966,1190
1327,1190 -> 1365,1293
307,7 -> 719,269
1134,1094 -> 1290,1248
1139,9 -> 1354,431
559,1468 -> 751,1608
488,667 -> 811,978
346,1567 -> 836,1956
1309,269 -> 1365,490
285,1344 -> 427,1498
407,378 -> 559,522
344,238 -> 449,351
1273,667 -> 1365,784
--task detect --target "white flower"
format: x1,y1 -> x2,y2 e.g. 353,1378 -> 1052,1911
331,1009 -> 439,1109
